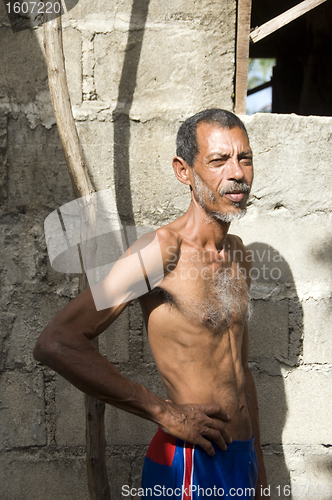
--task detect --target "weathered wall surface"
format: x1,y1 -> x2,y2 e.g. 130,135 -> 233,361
235,114 -> 332,499
0,0 -> 331,499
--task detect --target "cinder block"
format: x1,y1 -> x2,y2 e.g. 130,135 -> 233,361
0,311 -> 16,371
129,300 -> 143,331
0,454 -> 89,500
235,216 -> 332,303
249,299 -> 289,360
242,114 -> 332,217
143,324 -> 155,365
105,405 -> 157,446
94,24 -> 233,121
0,1 -> 10,25
0,371 -> 46,448
6,292 -> 70,371
76,121 -> 114,191
0,212 -> 54,289
7,309 -> 38,370
301,450 -> 332,499
253,366 -> 332,446
302,299 -> 332,364
63,28 -> 82,106
282,368 -> 332,445
55,375 -> 85,446
0,29 -> 47,105
99,307 -> 130,363
125,365 -> 166,404
68,0 -> 235,105
106,454 -> 132,498
263,447 -> 292,500
128,329 -> 143,365
0,213 -> 28,287
251,369 -> 288,446
0,113 -> 7,204
129,119 -> 191,219
7,116 -> 72,212
288,298 -> 304,361
283,445 -> 332,500
75,118 -> 190,220
130,446 -> 149,492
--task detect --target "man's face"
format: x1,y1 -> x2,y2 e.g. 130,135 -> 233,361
191,123 -> 253,223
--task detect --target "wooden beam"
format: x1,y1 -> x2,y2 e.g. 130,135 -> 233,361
250,0 -> 329,43
43,9 -> 111,500
43,15 -> 93,199
235,0 -> 252,115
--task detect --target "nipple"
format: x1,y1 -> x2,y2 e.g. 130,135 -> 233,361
202,314 -> 211,323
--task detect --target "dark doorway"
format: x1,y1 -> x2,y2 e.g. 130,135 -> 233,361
250,0 -> 332,115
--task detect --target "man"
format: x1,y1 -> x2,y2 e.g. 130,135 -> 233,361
34,109 -> 269,499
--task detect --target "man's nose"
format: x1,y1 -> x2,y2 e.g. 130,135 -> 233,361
226,158 -> 245,181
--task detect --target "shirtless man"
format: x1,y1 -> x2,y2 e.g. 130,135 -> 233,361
34,109 -> 269,499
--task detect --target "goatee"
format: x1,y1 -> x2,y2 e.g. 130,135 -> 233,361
193,172 -> 250,223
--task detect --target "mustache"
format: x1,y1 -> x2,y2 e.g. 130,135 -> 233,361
219,182 -> 251,197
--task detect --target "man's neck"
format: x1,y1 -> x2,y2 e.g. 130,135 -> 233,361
180,198 -> 230,253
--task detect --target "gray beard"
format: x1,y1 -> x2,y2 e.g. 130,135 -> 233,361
193,171 -> 216,208
209,207 -> 247,223
193,171 -> 248,223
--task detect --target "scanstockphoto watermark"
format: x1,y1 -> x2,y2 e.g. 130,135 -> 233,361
3,0 -> 77,32
165,261 -> 283,282
122,485 -> 256,497
164,246 -> 284,282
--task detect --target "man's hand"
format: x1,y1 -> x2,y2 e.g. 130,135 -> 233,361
159,401 -> 232,456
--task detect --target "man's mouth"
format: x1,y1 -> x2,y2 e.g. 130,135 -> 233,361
224,192 -> 245,202
219,182 -> 250,203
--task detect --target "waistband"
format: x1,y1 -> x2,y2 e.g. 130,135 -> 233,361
156,427 -> 255,453
217,435 -> 255,452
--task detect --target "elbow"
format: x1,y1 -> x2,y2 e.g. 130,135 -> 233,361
33,326 -> 61,366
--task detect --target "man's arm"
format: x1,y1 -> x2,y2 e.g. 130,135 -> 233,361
34,229 -> 231,455
242,325 -> 270,499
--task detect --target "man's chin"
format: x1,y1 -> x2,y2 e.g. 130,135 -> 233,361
209,207 -> 247,223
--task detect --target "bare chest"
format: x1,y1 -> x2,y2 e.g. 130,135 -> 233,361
163,255 -> 251,330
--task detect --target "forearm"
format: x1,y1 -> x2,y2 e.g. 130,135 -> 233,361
244,367 -> 269,498
33,290 -> 167,424
36,329 -> 164,419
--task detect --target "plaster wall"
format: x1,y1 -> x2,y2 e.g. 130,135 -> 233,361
0,0 -> 331,498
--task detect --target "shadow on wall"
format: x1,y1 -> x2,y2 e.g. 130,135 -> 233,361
312,238 -> 332,267
247,243 -> 303,498
0,0 -> 152,498
112,0 -> 151,236
312,237 -> 332,314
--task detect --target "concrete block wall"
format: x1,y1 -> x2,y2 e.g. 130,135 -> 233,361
1,0 -> 331,499
234,114 -> 332,500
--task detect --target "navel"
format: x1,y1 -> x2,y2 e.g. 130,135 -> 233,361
202,313 -> 212,323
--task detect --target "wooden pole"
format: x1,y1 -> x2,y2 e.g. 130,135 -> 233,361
43,17 -> 93,198
235,0 -> 252,115
43,9 -> 111,500
250,0 -> 329,43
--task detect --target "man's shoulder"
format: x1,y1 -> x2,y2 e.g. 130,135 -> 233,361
156,226 -> 181,250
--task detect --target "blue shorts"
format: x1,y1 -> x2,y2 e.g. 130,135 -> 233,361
142,428 -> 258,499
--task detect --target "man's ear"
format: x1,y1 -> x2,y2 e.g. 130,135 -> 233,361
172,156 -> 193,187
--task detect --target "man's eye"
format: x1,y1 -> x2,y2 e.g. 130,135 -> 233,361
210,158 -> 226,165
